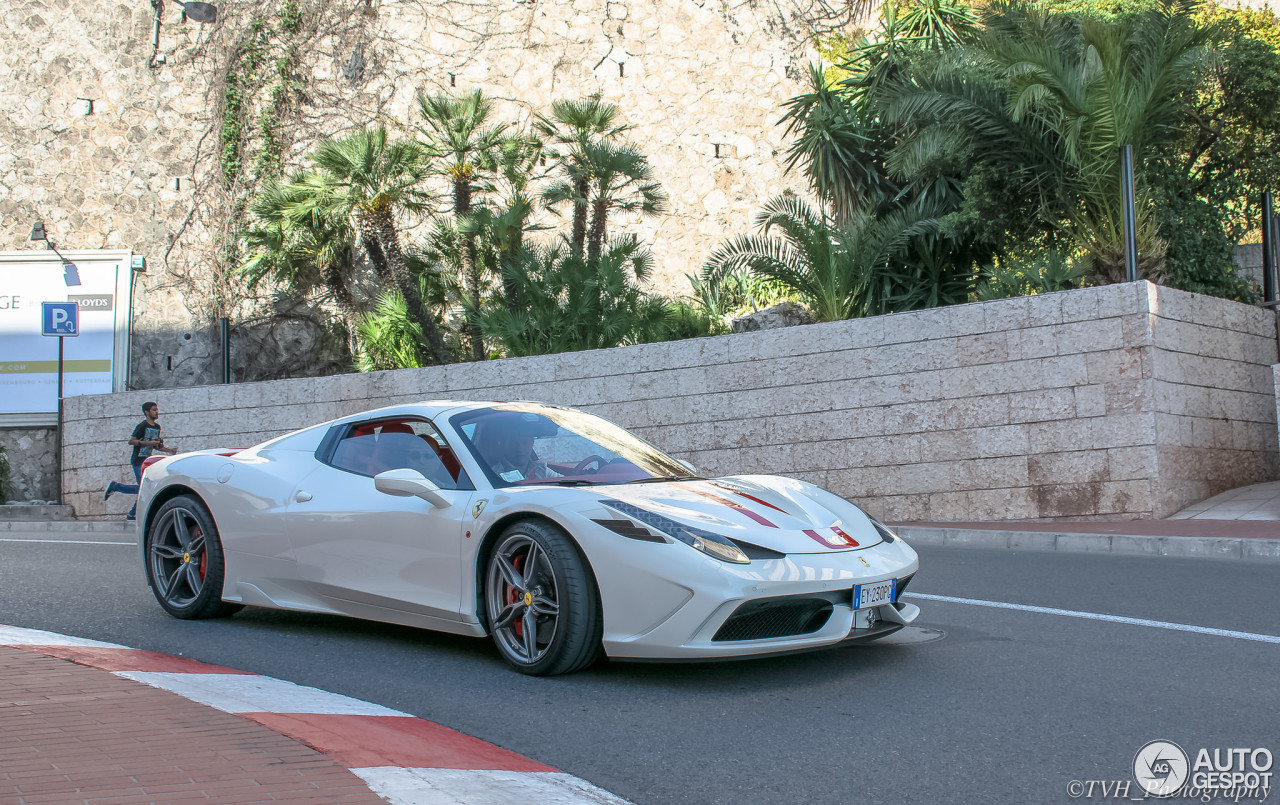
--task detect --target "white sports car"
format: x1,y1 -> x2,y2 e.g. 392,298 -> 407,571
136,401 -> 921,675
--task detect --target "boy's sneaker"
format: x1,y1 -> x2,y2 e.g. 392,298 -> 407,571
125,513 -> 136,521
103,482 -> 117,502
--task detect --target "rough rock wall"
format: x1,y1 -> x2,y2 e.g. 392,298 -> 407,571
1,0 -> 830,391
0,427 -> 56,502
62,282 -> 1280,522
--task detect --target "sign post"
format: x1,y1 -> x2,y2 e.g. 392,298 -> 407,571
41,302 -> 79,505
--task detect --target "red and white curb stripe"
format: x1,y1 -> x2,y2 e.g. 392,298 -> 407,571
0,625 -> 632,805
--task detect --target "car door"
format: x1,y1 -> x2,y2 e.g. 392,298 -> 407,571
284,417 -> 476,626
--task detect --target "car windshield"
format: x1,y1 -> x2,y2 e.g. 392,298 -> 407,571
450,404 -> 695,488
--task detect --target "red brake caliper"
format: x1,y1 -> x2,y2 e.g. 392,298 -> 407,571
508,553 -> 525,638
195,527 -> 207,580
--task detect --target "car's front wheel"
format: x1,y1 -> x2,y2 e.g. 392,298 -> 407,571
144,494 -> 243,619
484,519 -> 602,675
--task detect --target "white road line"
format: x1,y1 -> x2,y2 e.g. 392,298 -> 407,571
0,538 -> 133,545
907,592 -> 1280,645
0,625 -> 128,648
114,671 -> 410,716
350,767 -> 634,805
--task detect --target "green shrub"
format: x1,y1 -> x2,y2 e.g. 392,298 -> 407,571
974,251 -> 1088,301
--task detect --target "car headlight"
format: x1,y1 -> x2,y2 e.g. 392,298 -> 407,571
867,516 -> 898,543
597,499 -> 751,564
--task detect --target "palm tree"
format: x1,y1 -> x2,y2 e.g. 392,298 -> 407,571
885,0 -> 1211,282
415,88 -> 508,361
778,64 -> 893,221
579,141 -> 667,268
239,173 -> 365,353
703,192 -> 937,321
294,126 -> 451,365
486,133 -> 546,312
479,236 -> 668,356
356,290 -> 424,371
536,97 -> 631,258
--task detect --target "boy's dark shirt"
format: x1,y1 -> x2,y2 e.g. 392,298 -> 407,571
129,420 -> 162,466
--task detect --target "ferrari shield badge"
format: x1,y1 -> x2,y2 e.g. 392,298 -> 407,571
859,557 -> 870,567
472,499 -> 488,518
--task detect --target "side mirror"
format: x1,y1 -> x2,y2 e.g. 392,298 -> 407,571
374,468 -> 450,508
676,459 -> 698,475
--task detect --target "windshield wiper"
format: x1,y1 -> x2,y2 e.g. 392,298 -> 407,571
537,478 -> 598,486
624,475 -> 694,484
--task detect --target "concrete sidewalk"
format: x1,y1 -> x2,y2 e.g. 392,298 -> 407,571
0,626 -> 631,805
892,480 -> 1280,562
0,645 -> 386,805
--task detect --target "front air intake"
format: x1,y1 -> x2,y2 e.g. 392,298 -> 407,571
712,597 -> 834,642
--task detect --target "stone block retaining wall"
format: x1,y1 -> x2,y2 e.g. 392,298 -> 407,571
64,282 -> 1279,522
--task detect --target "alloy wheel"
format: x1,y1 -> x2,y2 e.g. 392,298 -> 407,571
147,506 -> 207,609
486,533 -> 561,665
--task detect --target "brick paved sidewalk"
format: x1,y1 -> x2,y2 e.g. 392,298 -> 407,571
0,646 -> 386,805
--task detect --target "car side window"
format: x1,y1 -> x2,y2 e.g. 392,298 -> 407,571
329,433 -> 378,476
326,419 -> 471,490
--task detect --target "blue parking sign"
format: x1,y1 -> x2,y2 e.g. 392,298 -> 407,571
42,302 -> 79,336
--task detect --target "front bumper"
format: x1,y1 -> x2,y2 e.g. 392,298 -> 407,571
595,536 -> 921,660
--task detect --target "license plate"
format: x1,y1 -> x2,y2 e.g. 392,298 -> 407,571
854,578 -> 895,610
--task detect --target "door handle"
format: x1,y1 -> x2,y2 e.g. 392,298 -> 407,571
294,490 -> 313,502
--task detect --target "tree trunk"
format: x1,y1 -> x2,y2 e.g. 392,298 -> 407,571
453,176 -> 486,362
503,224 -> 523,314
570,176 -> 590,259
586,194 -> 608,269
322,260 -> 364,357
368,209 -> 452,366
361,233 -> 391,283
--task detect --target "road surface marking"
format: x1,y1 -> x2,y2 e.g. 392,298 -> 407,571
116,671 -> 409,716
907,592 -> 1280,645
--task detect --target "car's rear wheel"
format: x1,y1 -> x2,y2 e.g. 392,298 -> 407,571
484,519 -> 602,675
144,495 -> 243,619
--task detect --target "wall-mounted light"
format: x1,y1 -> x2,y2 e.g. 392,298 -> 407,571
179,1 -> 217,23
29,221 -> 82,287
150,0 -> 218,68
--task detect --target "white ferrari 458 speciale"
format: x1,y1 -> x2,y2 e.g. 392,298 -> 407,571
136,401 -> 921,674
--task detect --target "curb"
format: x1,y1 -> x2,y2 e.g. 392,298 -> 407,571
0,519 -> 135,533
896,526 -> 1280,562
0,625 -> 632,805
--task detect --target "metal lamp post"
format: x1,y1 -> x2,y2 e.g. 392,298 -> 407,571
1120,145 -> 1139,283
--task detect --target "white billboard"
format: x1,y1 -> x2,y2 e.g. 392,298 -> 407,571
0,249 -> 134,425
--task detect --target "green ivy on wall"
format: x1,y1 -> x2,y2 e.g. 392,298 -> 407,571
219,1 -> 304,188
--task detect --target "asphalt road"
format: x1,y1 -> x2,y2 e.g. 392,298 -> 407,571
1,531 -> 1278,804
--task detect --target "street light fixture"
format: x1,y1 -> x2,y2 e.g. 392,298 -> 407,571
176,1 -> 217,23
29,221 -> 81,287
150,0 -> 218,67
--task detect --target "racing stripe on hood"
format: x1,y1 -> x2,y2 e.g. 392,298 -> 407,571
672,482 -> 778,528
708,481 -> 791,515
803,528 -> 861,549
